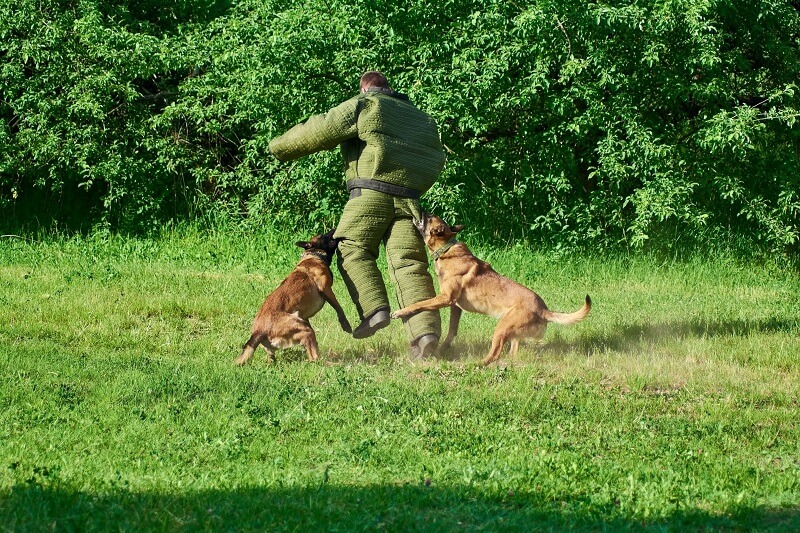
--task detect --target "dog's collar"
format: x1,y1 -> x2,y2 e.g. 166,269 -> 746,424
432,238 -> 458,261
302,249 -> 330,262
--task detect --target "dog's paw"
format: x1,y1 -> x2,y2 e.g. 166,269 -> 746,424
390,310 -> 404,319
340,320 -> 353,334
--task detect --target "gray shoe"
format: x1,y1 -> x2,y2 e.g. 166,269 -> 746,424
352,308 -> 391,339
410,334 -> 439,359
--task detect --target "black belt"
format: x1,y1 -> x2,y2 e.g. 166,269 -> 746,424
347,179 -> 421,199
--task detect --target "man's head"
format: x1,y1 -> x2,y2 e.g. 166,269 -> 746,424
360,71 -> 393,94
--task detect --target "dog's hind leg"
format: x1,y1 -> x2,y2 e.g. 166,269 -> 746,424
236,333 -> 265,366
299,327 -> 320,362
482,309 -> 528,366
261,344 -> 277,363
482,332 -> 508,366
285,317 -> 319,362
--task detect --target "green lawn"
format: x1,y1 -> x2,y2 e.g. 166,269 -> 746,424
1,229 -> 799,531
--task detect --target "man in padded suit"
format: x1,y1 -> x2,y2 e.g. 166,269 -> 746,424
268,71 -> 446,358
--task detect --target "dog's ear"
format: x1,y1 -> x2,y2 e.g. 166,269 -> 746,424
450,225 -> 466,233
296,241 -> 312,249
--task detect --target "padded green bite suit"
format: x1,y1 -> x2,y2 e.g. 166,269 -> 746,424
268,89 -> 446,345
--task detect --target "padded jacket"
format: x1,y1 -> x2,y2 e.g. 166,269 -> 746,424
268,90 -> 445,194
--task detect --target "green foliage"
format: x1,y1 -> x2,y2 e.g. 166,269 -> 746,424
1,0 -> 799,255
0,0 -> 197,231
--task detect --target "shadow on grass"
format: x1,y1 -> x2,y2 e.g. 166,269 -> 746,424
228,317 -> 798,366
2,482 -> 798,531
542,317 -> 799,356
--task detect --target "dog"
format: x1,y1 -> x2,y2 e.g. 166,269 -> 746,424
390,213 -> 591,365
236,229 -> 352,365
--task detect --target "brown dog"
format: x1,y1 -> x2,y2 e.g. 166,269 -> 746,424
390,213 -> 591,365
236,229 -> 351,365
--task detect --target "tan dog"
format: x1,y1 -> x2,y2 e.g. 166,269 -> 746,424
391,213 -> 591,365
236,229 -> 351,365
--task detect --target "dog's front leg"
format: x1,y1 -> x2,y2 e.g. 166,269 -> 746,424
391,292 -> 454,319
320,286 -> 352,333
441,305 -> 462,349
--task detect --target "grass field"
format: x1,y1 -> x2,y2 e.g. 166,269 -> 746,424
1,228 -> 799,531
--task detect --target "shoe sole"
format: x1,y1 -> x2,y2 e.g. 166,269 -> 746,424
352,317 -> 390,339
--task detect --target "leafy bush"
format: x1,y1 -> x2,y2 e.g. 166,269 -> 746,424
2,0 -> 798,257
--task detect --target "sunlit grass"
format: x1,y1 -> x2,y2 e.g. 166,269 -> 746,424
1,230 -> 799,530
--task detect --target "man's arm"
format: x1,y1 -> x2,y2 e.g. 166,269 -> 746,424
268,97 -> 360,161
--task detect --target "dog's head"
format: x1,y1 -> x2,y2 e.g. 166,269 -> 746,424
415,212 -> 465,251
296,229 -> 341,265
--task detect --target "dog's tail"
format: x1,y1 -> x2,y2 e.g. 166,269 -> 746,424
544,295 -> 591,325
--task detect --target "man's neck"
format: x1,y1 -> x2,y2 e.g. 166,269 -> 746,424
362,86 -> 394,95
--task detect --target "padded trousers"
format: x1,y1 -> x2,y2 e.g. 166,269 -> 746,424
334,189 -> 441,343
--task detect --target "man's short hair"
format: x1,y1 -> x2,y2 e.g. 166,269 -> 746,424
360,71 -> 391,91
